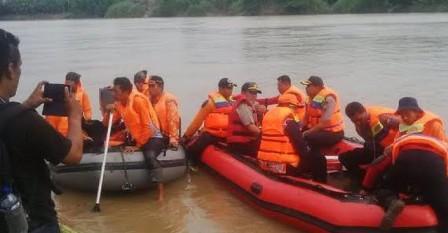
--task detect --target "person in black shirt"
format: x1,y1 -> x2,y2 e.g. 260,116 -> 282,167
0,29 -> 83,233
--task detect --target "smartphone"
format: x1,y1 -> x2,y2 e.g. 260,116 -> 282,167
42,83 -> 69,116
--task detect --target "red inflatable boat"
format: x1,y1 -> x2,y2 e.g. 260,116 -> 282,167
201,140 -> 438,233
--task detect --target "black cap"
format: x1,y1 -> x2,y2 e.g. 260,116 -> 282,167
300,76 -> 324,87
241,82 -> 262,94
395,97 -> 423,114
218,78 -> 237,89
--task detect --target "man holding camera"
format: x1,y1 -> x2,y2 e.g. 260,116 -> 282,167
0,29 -> 83,233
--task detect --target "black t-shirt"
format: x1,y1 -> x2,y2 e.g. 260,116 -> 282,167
0,102 -> 71,231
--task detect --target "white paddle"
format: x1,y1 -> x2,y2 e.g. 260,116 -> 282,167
92,112 -> 114,212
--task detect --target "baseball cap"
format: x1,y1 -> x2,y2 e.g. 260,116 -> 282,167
300,76 -> 324,87
241,82 -> 262,94
218,78 -> 237,88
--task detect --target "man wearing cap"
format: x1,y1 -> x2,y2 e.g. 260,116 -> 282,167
300,76 -> 344,182
361,97 -> 448,232
227,82 -> 263,157
148,75 -> 180,149
257,93 -> 310,176
183,78 -> 236,164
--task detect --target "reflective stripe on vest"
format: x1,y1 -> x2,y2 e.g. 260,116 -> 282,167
366,106 -> 397,148
204,92 -> 233,138
306,87 -> 344,132
392,134 -> 448,175
257,106 -> 300,167
398,111 -> 443,137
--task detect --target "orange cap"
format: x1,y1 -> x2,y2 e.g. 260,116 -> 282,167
278,94 -> 299,106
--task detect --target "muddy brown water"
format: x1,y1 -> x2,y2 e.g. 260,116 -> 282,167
2,13 -> 448,233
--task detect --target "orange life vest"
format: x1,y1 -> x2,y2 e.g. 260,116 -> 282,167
153,91 -> 179,138
398,111 -> 444,137
362,106 -> 398,148
46,87 -> 91,136
204,92 -> 234,138
281,85 -> 306,120
392,134 -> 448,174
258,106 -> 300,168
115,90 -> 160,146
306,87 -> 344,132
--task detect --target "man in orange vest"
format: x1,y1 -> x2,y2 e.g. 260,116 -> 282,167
339,102 -> 399,180
227,82 -> 263,157
183,78 -> 236,165
148,75 -> 180,149
258,94 -> 310,176
300,76 -> 344,183
133,70 -> 149,97
46,72 -> 92,136
362,97 -> 448,232
104,77 -> 165,200
276,75 -> 306,120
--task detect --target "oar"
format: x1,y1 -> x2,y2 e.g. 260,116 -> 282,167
92,112 -> 114,212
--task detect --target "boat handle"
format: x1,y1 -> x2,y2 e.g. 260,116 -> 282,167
250,182 -> 263,195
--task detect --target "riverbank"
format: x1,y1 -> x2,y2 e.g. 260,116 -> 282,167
1,0 -> 447,20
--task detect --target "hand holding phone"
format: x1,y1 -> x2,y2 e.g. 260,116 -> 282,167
22,81 -> 52,109
42,83 -> 70,116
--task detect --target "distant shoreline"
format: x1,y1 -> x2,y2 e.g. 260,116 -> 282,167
1,11 -> 448,21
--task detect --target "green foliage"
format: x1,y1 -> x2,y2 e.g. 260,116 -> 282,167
332,0 -> 389,13
0,0 -> 447,17
280,0 -> 330,14
105,0 -> 146,18
68,0 -> 123,17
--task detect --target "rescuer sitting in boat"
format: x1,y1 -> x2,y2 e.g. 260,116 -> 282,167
148,75 -> 180,150
182,78 -> 236,165
226,82 -> 264,157
134,70 -> 149,97
361,97 -> 448,232
300,76 -> 345,183
257,93 -> 310,176
339,102 -> 399,181
104,77 -> 165,200
276,75 -> 306,120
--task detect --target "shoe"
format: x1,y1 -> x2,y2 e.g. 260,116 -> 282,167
380,199 -> 405,231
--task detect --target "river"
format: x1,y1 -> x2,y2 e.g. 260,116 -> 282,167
2,13 -> 448,233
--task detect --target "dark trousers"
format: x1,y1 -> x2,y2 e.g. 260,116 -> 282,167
30,222 -> 60,233
186,132 -> 223,164
339,143 -> 384,179
142,137 -> 168,182
227,138 -> 260,158
377,150 -> 448,233
304,130 -> 344,182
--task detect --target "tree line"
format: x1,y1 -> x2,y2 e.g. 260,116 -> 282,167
0,0 -> 447,18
